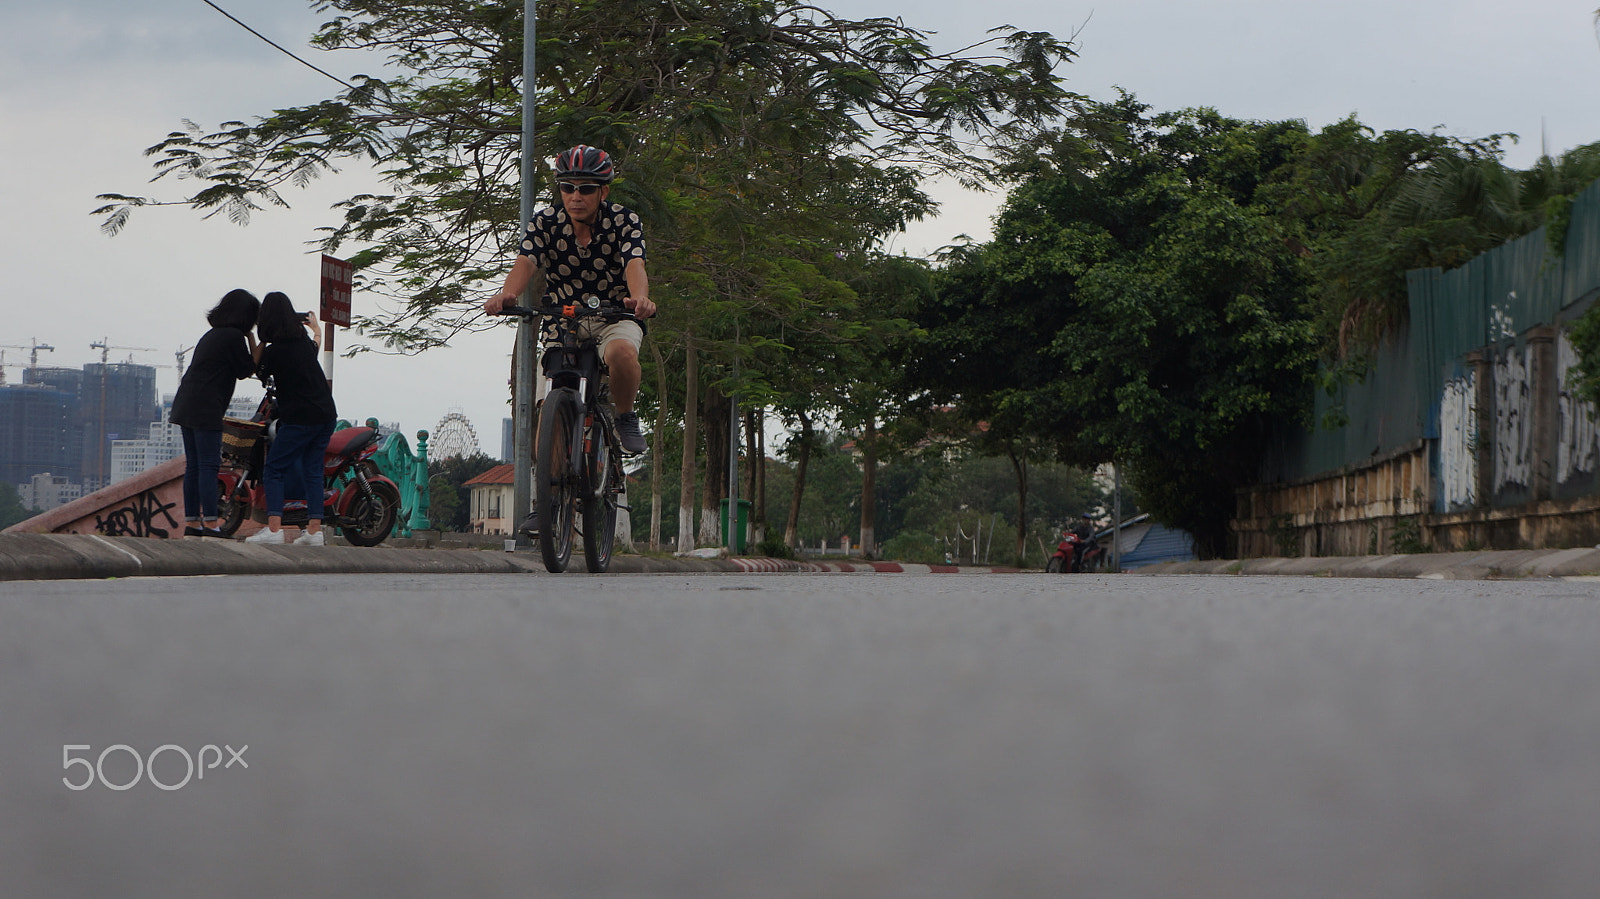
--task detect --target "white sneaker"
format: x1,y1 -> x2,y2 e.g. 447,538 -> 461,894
293,531 -> 325,546
245,528 -> 286,545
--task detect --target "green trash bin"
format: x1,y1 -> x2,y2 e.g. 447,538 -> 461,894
720,498 -> 752,553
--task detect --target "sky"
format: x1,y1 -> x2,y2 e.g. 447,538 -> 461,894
4,0 -> 1600,459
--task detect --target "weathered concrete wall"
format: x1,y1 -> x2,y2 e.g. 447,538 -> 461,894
1236,324 -> 1600,557
1234,443 -> 1430,557
1,457 -> 254,539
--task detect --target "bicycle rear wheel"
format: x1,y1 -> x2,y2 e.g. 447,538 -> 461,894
582,413 -> 618,572
535,388 -> 580,572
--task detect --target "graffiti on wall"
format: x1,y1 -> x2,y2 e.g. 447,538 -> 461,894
1557,333 -> 1600,484
1494,346 -> 1534,492
94,490 -> 180,538
1438,373 -> 1477,508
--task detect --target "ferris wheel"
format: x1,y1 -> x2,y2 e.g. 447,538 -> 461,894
431,409 -> 480,460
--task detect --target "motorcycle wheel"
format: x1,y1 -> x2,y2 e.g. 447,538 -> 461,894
341,481 -> 400,547
215,479 -> 248,537
1045,557 -> 1062,574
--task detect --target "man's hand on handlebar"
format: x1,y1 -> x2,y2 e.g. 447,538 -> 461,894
484,291 -> 518,315
624,295 -> 656,319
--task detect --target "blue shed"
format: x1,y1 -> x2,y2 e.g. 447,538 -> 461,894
1100,514 -> 1197,570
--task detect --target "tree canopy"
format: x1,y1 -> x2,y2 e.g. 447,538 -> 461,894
907,98 -> 1321,555
97,0 -> 1076,355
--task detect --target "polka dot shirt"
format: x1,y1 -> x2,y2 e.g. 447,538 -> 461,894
517,203 -> 647,309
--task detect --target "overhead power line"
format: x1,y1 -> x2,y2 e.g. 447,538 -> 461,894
199,0 -> 498,133
201,0 -> 358,93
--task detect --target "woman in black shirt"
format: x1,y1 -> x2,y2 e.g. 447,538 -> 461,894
170,289 -> 259,538
245,292 -> 338,545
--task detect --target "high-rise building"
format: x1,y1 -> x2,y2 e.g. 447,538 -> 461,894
78,362 -> 159,489
0,361 -> 160,491
106,392 -> 266,484
0,383 -> 80,486
110,421 -> 183,484
24,365 -> 83,396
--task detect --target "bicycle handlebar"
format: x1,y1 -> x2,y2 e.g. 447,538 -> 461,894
492,301 -> 642,324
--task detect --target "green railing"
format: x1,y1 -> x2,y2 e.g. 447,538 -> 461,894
334,419 -> 432,537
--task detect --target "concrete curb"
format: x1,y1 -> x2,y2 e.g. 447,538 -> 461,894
0,533 -> 1045,582
0,533 -> 754,582
6,533 -> 1600,582
1141,547 -> 1600,580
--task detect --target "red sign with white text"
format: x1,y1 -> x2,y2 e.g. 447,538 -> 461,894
320,255 -> 353,327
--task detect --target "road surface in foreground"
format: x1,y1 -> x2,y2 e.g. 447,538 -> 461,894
4,573 -> 1599,897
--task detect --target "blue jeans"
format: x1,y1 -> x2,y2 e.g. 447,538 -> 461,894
181,427 -> 224,521
263,421 -> 336,521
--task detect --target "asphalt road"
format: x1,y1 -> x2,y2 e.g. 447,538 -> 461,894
4,572 -> 1600,897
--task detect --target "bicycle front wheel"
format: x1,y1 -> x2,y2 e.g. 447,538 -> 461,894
535,388 -> 580,572
582,413 -> 618,573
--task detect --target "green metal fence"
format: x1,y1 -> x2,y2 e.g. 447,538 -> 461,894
1262,177 -> 1600,501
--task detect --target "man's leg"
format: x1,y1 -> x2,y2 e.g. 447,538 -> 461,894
604,340 -> 641,413
601,323 -> 648,454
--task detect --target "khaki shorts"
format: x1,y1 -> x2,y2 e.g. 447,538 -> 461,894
567,318 -> 643,358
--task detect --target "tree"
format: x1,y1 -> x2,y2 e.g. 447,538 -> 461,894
912,98 -> 1321,557
1261,117 -> 1526,353
0,483 -> 37,531
427,451 -> 500,532
97,0 -> 1076,349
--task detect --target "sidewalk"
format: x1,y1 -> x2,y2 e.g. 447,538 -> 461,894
2,532 -> 1599,582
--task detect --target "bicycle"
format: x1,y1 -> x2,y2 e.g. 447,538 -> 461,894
495,300 -> 634,573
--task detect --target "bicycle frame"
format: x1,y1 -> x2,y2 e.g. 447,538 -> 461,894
538,305 -> 611,413
499,300 -> 633,571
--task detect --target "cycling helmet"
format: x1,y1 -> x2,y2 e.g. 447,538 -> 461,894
554,145 -> 615,183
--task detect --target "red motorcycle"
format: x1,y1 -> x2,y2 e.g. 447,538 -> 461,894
1046,530 -> 1105,573
214,400 -> 402,546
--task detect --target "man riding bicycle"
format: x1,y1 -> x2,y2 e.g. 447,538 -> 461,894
484,144 -> 656,454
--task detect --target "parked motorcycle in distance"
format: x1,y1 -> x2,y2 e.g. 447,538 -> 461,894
214,393 -> 402,546
1046,530 -> 1105,573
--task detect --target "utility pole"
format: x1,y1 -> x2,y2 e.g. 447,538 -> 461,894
511,0 -> 538,548
1112,463 -> 1123,572
727,350 -> 740,555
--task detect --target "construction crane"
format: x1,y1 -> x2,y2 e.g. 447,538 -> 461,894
26,339 -> 54,368
175,345 -> 193,377
0,340 -> 53,386
90,338 -> 156,366
0,346 -> 23,387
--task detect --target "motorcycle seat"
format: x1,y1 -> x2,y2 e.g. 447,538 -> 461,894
325,426 -> 377,459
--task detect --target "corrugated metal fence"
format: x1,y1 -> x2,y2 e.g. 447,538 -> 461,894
1243,178 -> 1600,553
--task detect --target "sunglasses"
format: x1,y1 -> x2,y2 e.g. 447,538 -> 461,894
557,181 -> 603,195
